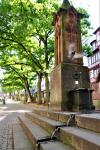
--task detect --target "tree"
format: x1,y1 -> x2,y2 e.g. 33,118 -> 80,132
0,0 -> 44,103
0,0 -> 92,103
26,0 -> 59,103
76,7 -> 92,55
0,58 -> 34,102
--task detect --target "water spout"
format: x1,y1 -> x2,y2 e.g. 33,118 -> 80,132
72,52 -> 83,60
68,43 -> 83,60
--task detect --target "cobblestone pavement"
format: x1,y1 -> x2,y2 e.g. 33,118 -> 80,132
0,99 -> 33,150
0,116 -> 14,150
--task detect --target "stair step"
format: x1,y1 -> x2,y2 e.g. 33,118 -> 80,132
26,112 -> 64,134
18,114 -> 73,150
33,109 -> 59,121
18,115 -> 49,145
40,141 -> 73,150
26,112 -> 100,150
76,113 -> 100,133
33,109 -> 100,133
13,121 -> 33,150
59,126 -> 100,150
33,109 -> 76,124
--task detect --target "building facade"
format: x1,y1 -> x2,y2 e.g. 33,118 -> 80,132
87,26 -> 100,102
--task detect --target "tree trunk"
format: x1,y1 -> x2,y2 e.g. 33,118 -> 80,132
37,73 -> 42,104
24,89 -> 28,104
16,91 -> 20,101
44,72 -> 50,104
23,77 -> 33,103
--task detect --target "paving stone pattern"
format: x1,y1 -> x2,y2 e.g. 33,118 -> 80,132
0,100 -> 33,150
0,114 -> 16,150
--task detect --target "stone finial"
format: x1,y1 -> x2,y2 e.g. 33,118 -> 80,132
61,0 -> 70,9
63,0 -> 69,4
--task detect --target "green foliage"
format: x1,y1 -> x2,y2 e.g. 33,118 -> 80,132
0,0 -> 91,93
77,7 -> 91,38
82,44 -> 92,56
76,7 -> 92,55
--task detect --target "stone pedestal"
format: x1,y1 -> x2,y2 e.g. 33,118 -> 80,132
50,62 -> 93,111
69,88 -> 94,111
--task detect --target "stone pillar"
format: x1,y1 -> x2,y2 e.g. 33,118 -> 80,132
53,1 -> 83,66
50,0 -> 94,111
50,63 -> 92,111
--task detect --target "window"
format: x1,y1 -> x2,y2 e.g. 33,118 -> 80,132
88,57 -> 91,66
92,55 -> 94,64
98,51 -> 100,60
94,53 -> 96,63
96,31 -> 100,42
92,43 -> 96,50
93,54 -> 95,63
96,52 -> 98,61
97,51 -> 99,61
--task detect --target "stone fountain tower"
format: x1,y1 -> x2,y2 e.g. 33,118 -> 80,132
50,0 -> 94,111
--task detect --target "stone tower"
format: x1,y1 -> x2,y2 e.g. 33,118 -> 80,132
54,0 -> 83,65
50,0 -> 94,111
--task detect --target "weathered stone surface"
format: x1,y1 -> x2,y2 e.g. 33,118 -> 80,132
50,0 -> 94,112
40,141 -> 72,150
76,113 -> 100,133
53,0 -> 83,65
33,109 -> 75,123
25,112 -> 60,134
59,127 -> 100,150
50,63 -> 91,111
18,115 -> 49,145
13,123 -> 33,150
25,111 -> 100,150
19,114 -> 74,150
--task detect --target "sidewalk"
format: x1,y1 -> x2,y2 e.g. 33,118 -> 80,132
0,99 -> 66,150
0,99 -> 33,150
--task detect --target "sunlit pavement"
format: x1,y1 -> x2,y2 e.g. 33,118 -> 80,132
0,99 -> 33,150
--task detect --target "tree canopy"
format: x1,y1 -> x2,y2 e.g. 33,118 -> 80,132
0,0 -> 92,102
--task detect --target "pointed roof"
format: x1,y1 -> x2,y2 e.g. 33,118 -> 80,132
53,0 -> 84,25
58,0 -> 84,18
61,0 -> 70,9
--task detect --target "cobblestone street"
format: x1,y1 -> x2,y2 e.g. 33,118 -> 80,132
0,99 -> 33,150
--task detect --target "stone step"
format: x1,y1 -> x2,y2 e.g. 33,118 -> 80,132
18,115 -> 49,147
26,112 -> 100,150
76,113 -> 100,133
40,141 -> 73,150
59,126 -> 100,150
13,121 -> 33,150
33,109 -> 59,121
33,109 -> 76,125
18,114 -> 74,150
25,112 -> 63,134
33,109 -> 100,133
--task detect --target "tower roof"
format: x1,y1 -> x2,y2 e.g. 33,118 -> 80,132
61,0 -> 70,9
